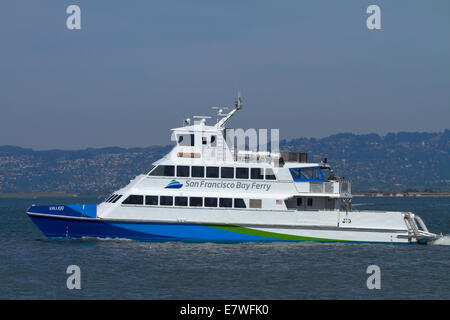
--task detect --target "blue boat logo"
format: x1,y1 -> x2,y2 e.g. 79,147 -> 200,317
165,180 -> 183,189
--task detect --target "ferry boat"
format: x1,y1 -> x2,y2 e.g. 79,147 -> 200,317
26,97 -> 441,244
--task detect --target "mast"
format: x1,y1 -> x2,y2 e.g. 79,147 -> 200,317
214,95 -> 243,128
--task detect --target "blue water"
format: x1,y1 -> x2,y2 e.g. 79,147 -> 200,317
0,197 -> 449,299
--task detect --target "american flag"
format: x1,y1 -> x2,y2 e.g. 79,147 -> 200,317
276,200 -> 283,205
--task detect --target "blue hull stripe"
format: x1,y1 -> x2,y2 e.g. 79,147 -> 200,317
27,214 -> 274,242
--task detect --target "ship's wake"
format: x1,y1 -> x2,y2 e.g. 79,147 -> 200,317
431,235 -> 450,246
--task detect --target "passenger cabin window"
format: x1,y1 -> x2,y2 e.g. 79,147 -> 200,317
210,135 -> 216,146
251,168 -> 264,180
175,196 -> 188,207
122,195 -> 143,205
176,166 -> 190,177
297,198 -> 303,206
190,197 -> 203,207
234,198 -> 246,208
219,198 -> 232,208
265,168 -> 276,180
250,199 -> 262,208
236,167 -> 249,179
191,166 -> 205,178
149,165 -> 175,177
307,198 -> 313,207
221,167 -> 234,179
204,197 -> 218,207
206,167 -> 219,178
145,196 -> 158,206
178,134 -> 195,146
160,196 -> 173,206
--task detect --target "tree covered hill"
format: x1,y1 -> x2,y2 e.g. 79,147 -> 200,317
281,130 -> 449,192
0,130 -> 448,194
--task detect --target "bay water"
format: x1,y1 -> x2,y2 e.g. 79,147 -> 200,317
0,197 -> 449,299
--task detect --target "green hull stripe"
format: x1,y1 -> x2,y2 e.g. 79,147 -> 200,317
208,225 -> 350,242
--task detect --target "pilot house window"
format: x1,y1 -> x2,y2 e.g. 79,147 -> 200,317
290,167 -> 324,182
178,134 -> 195,146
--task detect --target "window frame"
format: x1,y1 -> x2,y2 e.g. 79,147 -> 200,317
175,196 -> 188,207
265,168 -> 277,180
177,134 -> 195,146
160,196 -> 174,206
176,165 -> 190,177
204,197 -> 218,207
221,167 -> 234,179
149,165 -> 175,177
236,167 -> 249,179
219,198 -> 233,208
122,195 -> 144,205
289,167 -> 325,182
189,197 -> 203,207
251,168 -> 264,180
206,166 -> 220,178
234,198 -> 246,208
145,195 -> 158,206
191,166 -> 205,178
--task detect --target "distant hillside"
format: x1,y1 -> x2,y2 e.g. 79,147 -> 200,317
0,145 -> 171,194
280,130 -> 450,192
0,130 -> 448,193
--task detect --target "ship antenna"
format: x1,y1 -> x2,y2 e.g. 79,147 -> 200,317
214,94 -> 243,128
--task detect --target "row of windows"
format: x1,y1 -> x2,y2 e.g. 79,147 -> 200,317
150,165 -> 276,180
122,194 -> 249,208
105,194 -> 122,203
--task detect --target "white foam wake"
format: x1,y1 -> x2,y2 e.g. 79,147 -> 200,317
432,235 -> 450,246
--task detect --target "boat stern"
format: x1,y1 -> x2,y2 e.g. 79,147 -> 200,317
403,212 -> 441,244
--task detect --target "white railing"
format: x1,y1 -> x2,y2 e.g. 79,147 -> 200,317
308,180 -> 351,195
339,179 -> 351,194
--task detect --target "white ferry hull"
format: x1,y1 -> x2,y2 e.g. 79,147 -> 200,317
26,205 -> 437,244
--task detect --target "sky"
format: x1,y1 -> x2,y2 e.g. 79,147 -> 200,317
0,0 -> 449,150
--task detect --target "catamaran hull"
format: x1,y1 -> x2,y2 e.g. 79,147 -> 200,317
26,212 -> 425,244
